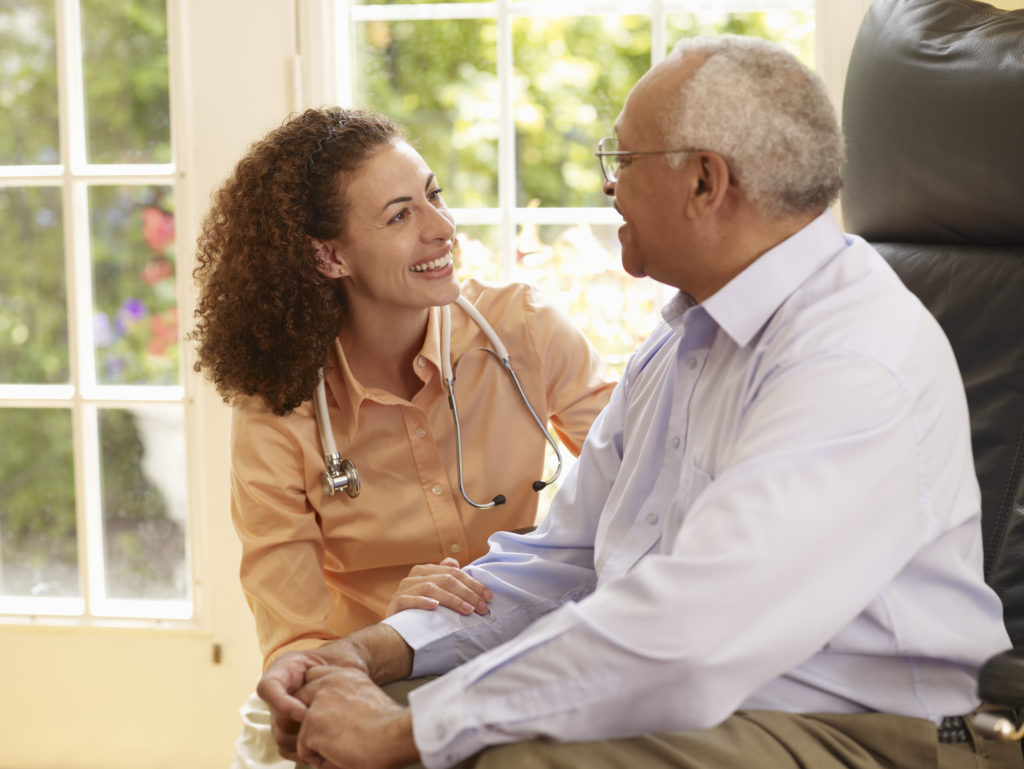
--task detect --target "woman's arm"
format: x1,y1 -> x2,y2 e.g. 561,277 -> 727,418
231,400 -> 340,667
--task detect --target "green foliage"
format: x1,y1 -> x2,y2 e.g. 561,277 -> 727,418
0,186 -> 69,384
0,408 -> 78,597
80,0 -> 171,163
358,9 -> 815,371
99,408 -> 184,600
0,0 -> 59,165
0,0 -> 181,603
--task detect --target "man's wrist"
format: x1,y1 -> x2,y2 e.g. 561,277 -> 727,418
344,623 -> 415,685
386,707 -> 420,767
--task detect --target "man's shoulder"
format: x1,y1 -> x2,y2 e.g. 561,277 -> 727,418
762,240 -> 953,382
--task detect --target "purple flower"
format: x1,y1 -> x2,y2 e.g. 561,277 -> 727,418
94,312 -> 115,347
120,297 -> 147,321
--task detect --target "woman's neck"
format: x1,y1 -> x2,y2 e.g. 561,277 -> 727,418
339,304 -> 432,400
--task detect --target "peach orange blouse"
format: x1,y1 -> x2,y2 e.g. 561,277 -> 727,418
230,280 -> 615,668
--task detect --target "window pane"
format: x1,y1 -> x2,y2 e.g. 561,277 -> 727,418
355,0 -> 481,4
667,11 -> 815,67
510,223 -> 659,377
0,186 -> 69,384
80,0 -> 171,164
514,15 -> 651,208
454,225 -> 503,285
98,405 -> 187,600
355,18 -> 498,207
89,185 -> 178,385
0,0 -> 59,165
0,408 -> 79,599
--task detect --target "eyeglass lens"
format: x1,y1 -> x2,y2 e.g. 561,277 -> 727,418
600,136 -> 619,182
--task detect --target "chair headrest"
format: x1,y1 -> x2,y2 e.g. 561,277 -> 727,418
841,0 -> 1024,246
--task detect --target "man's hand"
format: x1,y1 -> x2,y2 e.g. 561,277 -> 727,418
386,557 -> 493,617
296,665 -> 419,769
256,650 -> 331,761
257,625 -> 416,762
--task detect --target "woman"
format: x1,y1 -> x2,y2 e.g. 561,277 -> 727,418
191,107 -> 614,767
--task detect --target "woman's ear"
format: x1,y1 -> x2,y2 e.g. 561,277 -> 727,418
311,238 -> 349,279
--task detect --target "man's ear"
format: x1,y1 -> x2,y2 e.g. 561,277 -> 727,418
685,152 -> 731,218
311,238 -> 349,279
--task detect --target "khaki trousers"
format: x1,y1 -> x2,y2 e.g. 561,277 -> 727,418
382,678 -> 1023,769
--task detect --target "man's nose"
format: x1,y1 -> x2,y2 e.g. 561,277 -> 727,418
602,179 -> 616,197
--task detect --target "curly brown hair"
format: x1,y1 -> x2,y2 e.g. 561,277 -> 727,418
190,107 -> 402,415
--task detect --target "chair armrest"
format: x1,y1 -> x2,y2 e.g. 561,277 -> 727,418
973,648 -> 1024,742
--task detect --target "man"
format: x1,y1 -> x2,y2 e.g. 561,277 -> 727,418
258,36 -> 1017,769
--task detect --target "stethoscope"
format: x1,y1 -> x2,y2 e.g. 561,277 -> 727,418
315,295 -> 563,509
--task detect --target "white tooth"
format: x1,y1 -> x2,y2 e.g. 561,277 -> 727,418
412,253 -> 450,272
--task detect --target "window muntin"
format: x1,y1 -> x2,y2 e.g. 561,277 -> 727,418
342,1 -> 815,377
0,0 -> 190,622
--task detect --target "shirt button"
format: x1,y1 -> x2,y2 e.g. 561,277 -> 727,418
415,427 -> 427,438
647,513 -> 659,525
688,356 -> 698,369
432,484 -> 443,496
671,436 -> 680,449
417,356 -> 427,367
449,543 -> 461,554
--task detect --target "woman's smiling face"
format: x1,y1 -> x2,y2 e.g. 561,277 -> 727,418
331,140 -> 459,314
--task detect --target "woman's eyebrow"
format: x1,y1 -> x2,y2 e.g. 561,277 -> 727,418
381,173 -> 437,212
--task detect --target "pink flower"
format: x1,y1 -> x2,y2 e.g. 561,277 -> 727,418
142,206 -> 175,254
147,307 -> 178,356
142,256 -> 174,285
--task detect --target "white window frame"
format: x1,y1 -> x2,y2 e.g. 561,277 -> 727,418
302,0 -> 872,259
311,0 -> 813,286
0,0 -> 196,625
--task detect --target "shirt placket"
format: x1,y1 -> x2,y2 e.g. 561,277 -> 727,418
601,312 -> 714,580
408,355 -> 470,561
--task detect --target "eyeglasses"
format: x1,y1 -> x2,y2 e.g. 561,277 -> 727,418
595,136 -> 706,184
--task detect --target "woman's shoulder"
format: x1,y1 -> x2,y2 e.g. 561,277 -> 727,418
459,278 -> 558,323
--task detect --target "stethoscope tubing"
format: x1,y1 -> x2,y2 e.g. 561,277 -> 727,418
315,295 -> 562,505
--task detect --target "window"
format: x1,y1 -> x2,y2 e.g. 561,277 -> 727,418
332,0 -> 815,375
0,0 -> 190,621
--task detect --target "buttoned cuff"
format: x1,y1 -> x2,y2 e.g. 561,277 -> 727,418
381,610 -> 462,677
409,669 -> 485,769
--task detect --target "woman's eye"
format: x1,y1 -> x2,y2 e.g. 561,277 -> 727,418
389,209 -> 409,224
429,187 -> 444,202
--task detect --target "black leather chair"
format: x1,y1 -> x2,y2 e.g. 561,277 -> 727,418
841,0 -> 1024,742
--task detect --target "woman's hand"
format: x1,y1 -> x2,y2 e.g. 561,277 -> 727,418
385,557 -> 493,617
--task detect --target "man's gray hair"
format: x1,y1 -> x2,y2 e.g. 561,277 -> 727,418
663,35 -> 843,217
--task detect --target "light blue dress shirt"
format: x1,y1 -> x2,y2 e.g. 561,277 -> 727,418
383,211 -> 1011,769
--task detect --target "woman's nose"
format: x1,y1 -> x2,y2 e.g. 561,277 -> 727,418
426,206 -> 455,241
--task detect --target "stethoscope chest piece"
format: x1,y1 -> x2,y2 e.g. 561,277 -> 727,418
321,455 -> 360,498
313,296 -> 561,506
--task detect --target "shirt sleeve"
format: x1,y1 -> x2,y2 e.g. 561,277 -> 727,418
381,375 -> 628,673
396,353 -> 934,769
520,285 -> 616,456
231,400 -> 339,668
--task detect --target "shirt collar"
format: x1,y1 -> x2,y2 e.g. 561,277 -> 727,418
701,210 -> 847,348
324,306 -> 445,442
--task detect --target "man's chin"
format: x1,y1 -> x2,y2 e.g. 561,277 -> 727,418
621,256 -> 646,279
